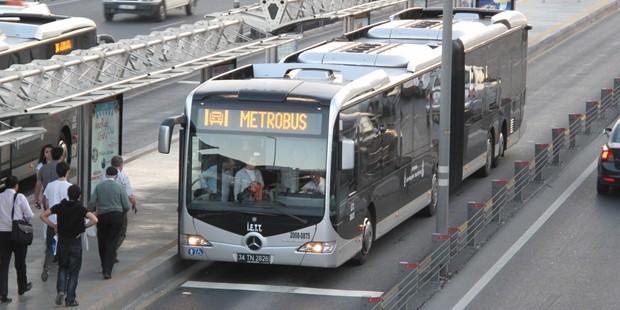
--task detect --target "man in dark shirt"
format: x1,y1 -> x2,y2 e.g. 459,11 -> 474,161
40,185 -> 98,307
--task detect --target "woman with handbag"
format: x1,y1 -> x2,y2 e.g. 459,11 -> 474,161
0,176 -> 33,303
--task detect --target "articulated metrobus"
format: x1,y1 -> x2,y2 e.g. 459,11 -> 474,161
158,7 -> 528,267
0,13 -> 103,182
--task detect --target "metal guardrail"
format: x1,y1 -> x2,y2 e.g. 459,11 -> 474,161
368,77 -> 620,310
0,0 -> 413,117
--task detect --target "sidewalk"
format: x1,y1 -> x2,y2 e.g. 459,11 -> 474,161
2,1 -> 619,309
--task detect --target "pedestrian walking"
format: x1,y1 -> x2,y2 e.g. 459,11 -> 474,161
40,161 -> 72,282
88,167 -> 131,279
103,155 -> 137,261
0,176 -> 33,303
38,146 -> 65,281
34,144 -> 54,210
41,185 -> 97,307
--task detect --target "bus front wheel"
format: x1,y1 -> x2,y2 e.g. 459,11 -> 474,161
477,131 -> 493,177
353,214 -> 374,265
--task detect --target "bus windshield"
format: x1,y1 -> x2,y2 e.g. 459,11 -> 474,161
188,131 -> 328,219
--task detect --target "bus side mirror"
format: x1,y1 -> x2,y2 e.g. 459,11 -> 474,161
341,139 -> 354,170
159,115 -> 183,154
603,127 -> 612,137
158,123 -> 172,154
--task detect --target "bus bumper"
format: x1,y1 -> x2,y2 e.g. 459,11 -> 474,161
180,243 -> 343,268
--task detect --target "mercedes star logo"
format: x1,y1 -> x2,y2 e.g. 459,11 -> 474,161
246,236 -> 262,251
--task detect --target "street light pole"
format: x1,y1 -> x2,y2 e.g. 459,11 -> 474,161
437,0 -> 453,234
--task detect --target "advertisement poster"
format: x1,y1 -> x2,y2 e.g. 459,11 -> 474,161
90,99 -> 120,194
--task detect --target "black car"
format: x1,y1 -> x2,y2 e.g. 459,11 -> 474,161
597,119 -> 620,194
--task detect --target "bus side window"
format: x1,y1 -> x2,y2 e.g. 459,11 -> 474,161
337,109 -> 358,196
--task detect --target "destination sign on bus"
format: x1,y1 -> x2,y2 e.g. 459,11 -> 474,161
201,108 -> 322,135
54,39 -> 73,54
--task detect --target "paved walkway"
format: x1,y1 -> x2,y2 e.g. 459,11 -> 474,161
1,1 -> 618,308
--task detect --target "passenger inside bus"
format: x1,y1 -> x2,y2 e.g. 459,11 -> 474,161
234,157 -> 264,202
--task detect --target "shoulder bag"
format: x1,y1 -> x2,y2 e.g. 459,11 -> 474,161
11,193 -> 33,246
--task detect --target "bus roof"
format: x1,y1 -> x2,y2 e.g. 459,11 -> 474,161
0,14 -> 95,51
193,77 -> 343,106
346,8 -> 527,48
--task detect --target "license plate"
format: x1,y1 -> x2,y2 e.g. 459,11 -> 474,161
119,4 -> 135,9
237,253 -> 271,264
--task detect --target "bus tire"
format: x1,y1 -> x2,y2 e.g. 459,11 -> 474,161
477,131 -> 493,177
154,4 -> 166,22
104,12 -> 114,21
492,131 -> 504,168
353,213 -> 374,265
185,1 -> 193,15
422,170 -> 438,217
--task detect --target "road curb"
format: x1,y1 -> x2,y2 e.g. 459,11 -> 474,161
528,0 -> 620,59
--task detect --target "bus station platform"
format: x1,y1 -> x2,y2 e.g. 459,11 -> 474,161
1,0 -> 618,308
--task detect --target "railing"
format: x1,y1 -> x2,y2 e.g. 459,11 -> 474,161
0,0 -> 414,117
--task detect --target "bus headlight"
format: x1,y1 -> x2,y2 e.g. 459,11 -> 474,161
184,235 -> 212,247
297,242 -> 336,254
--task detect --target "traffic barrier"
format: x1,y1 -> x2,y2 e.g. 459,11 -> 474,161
534,143 -> 549,182
601,88 -> 613,118
585,100 -> 600,134
568,113 -> 583,148
513,160 -> 530,203
491,179 -> 508,222
551,128 -> 566,165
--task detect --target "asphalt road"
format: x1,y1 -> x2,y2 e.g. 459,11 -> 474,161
46,0 -> 257,40
145,6 -> 620,310
467,155 -> 620,309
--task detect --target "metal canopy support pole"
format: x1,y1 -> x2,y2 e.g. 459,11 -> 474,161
437,0 -> 452,235
79,104 -> 92,203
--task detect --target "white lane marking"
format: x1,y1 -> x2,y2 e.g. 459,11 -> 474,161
47,0 -> 82,6
177,81 -> 200,85
452,159 -> 598,310
152,21 -> 186,31
181,281 -> 383,298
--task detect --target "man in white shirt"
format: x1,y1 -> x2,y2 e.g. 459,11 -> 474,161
41,162 -> 72,282
0,176 -> 33,303
300,175 -> 325,195
234,159 -> 264,202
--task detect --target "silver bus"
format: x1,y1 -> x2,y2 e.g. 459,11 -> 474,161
0,13 -> 102,182
158,8 -> 528,267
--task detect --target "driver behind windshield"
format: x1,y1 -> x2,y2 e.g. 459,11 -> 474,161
234,157 -> 264,202
300,174 -> 325,195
